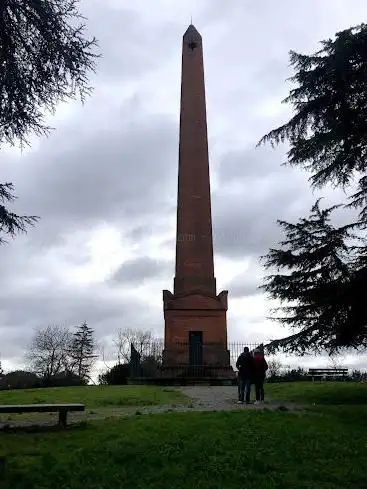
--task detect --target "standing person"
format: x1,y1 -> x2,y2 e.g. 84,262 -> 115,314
236,347 -> 253,404
253,349 -> 268,404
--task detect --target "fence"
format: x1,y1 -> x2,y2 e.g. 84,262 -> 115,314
128,341 -> 262,379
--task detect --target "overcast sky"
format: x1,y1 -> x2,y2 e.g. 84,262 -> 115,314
1,0 -> 367,375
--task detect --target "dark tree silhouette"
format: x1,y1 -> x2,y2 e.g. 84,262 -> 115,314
258,24 -> 367,354
258,24 -> 367,219
69,322 -> 97,381
0,0 -> 98,242
261,200 -> 367,354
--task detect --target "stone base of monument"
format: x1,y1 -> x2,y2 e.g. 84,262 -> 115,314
160,344 -> 236,382
127,376 -> 236,386
160,366 -> 235,378
127,367 -> 236,385
127,342 -> 237,385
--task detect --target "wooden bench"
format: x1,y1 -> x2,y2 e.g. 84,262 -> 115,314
308,368 -> 348,381
0,403 -> 85,427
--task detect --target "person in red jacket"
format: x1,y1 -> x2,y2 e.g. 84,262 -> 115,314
252,349 -> 268,404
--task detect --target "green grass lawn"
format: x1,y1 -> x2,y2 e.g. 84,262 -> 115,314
0,382 -> 366,489
266,381 -> 367,426
266,381 -> 367,405
0,384 -> 186,408
0,385 -> 188,425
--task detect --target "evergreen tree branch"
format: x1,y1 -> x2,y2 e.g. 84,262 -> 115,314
0,182 -> 39,243
260,200 -> 366,354
257,24 -> 367,220
0,0 -> 100,147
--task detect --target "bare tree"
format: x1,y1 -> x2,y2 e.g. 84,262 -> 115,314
266,358 -> 283,378
99,344 -> 111,370
114,328 -> 155,364
26,325 -> 72,381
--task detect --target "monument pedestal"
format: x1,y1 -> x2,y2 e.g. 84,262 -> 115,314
162,290 -> 235,380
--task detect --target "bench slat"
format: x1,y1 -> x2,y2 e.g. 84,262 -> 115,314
309,369 -> 348,373
0,404 -> 85,414
309,373 -> 347,375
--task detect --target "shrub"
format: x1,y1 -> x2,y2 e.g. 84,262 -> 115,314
0,370 -> 41,390
42,371 -> 87,387
99,364 -> 129,385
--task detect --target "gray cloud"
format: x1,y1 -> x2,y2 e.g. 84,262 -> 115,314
0,276 -> 140,333
229,280 -> 259,299
213,143 -> 359,259
77,2 -> 183,81
110,257 -> 170,285
0,274 -> 164,367
227,259 -> 262,298
4,97 -> 176,243
213,146 -> 313,258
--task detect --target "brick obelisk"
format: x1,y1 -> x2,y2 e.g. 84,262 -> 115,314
162,25 -> 232,377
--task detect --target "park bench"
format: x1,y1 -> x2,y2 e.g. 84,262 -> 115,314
308,368 -> 348,381
0,403 -> 85,427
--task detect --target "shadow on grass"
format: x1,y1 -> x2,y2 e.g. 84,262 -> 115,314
0,421 -> 87,435
98,398 -> 158,407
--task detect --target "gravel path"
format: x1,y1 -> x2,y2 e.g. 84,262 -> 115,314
127,386 -> 303,415
0,386 -> 303,430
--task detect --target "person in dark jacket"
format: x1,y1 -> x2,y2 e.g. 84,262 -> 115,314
252,349 -> 268,403
236,347 -> 253,404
